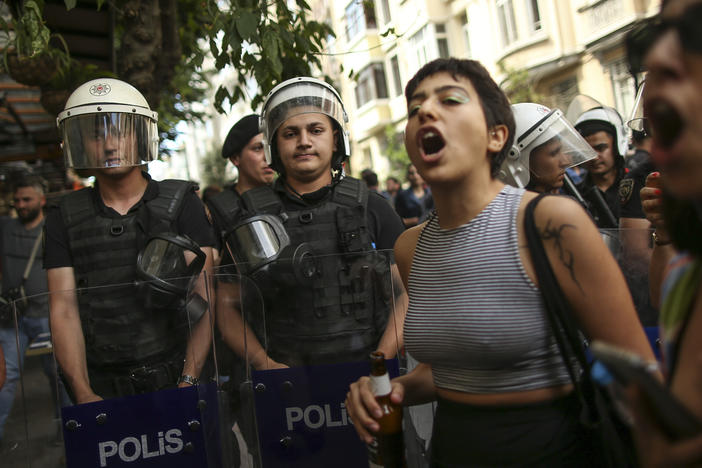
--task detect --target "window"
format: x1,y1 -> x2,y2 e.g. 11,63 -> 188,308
435,24 -> 450,59
496,0 -> 517,47
379,0 -> 391,25
409,24 -> 448,70
608,58 -> 636,119
527,0 -> 542,32
390,55 -> 402,97
345,0 -> 377,41
460,14 -> 472,58
355,63 -> 389,108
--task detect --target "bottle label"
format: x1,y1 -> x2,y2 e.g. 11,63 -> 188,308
370,374 -> 391,396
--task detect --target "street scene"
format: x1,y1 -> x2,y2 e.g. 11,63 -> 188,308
1,0 -> 701,467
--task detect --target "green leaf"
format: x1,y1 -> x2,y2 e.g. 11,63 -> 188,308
235,11 -> 259,41
262,30 -> 282,76
63,0 -> 77,10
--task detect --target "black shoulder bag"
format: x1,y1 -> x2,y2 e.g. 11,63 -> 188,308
524,194 -> 638,468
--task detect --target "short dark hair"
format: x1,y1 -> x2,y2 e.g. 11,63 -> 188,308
361,169 -> 378,187
14,174 -> 47,196
404,58 -> 515,178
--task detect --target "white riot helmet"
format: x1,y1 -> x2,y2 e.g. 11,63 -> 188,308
498,103 -> 597,188
573,105 -> 629,159
260,77 -> 350,175
56,78 -> 159,169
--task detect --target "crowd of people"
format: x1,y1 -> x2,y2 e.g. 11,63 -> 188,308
0,0 -> 701,466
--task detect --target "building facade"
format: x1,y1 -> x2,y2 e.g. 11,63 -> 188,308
316,0 -> 659,181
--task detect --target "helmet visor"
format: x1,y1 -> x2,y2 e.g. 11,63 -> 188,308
263,82 -> 346,148
60,113 -> 158,169
525,113 -> 598,178
627,80 -> 646,132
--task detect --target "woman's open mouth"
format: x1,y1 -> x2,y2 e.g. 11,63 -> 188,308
419,129 -> 446,157
648,99 -> 685,150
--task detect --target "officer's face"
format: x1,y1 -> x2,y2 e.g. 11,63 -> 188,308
584,131 -> 616,177
643,0 -> 702,199
276,112 -> 337,185
530,137 -> 569,192
81,121 -> 138,170
232,133 -> 275,187
13,186 -> 45,224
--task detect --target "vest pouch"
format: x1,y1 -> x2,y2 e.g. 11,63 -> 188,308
336,206 -> 367,254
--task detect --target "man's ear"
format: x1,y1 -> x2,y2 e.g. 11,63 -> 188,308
332,129 -> 338,152
487,125 -> 508,153
229,154 -> 240,167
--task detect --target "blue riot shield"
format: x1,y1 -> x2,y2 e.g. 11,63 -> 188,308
213,249 -> 425,468
1,270 -> 222,468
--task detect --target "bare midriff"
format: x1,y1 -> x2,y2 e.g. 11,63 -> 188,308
436,383 -> 574,406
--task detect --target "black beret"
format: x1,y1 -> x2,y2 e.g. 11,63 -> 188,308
221,114 -> 260,159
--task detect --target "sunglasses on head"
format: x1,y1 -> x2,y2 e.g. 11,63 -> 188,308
625,3 -> 702,75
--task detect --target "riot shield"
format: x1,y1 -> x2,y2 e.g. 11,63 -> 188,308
213,249 -> 426,468
1,272 -> 223,468
603,226 -> 661,356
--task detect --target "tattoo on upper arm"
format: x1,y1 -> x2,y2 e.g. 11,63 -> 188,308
539,219 -> 583,293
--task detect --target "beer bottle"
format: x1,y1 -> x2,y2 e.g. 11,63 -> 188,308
367,351 -> 407,468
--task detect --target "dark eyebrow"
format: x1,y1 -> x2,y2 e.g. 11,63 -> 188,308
409,85 -> 468,102
281,119 -> 327,132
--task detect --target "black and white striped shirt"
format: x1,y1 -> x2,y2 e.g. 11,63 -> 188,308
404,185 -> 571,393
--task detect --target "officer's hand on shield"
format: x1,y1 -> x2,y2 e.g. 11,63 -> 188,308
76,390 -> 103,404
345,375 -> 405,444
251,353 -> 289,371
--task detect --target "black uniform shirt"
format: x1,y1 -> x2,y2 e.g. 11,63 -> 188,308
620,157 -> 656,220
44,171 -> 215,269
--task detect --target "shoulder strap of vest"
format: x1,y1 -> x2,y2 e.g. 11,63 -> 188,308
240,185 -> 283,215
207,189 -> 242,236
332,177 -> 368,210
59,187 -> 97,228
148,179 -> 196,226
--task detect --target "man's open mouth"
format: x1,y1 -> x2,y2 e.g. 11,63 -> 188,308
420,130 -> 446,156
647,99 -> 685,150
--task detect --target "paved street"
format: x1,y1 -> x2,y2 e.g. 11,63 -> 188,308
2,352 -> 65,468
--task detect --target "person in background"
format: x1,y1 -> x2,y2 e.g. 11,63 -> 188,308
499,102 -> 596,195
394,163 -> 434,228
345,57 -> 653,467
0,175 -> 70,445
626,129 -> 653,172
574,105 -> 629,228
384,176 -> 401,205
624,0 -> 702,465
361,168 -> 387,198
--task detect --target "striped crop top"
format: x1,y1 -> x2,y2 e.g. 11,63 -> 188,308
403,185 -> 572,393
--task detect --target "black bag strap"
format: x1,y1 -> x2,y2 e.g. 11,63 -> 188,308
523,194 -> 599,420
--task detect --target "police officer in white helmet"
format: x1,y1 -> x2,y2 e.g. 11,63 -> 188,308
213,77 -> 406,370
498,102 -> 596,194
45,78 -> 216,403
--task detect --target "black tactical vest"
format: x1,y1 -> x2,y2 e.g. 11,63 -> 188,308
208,178 -> 393,366
59,179 -> 195,366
